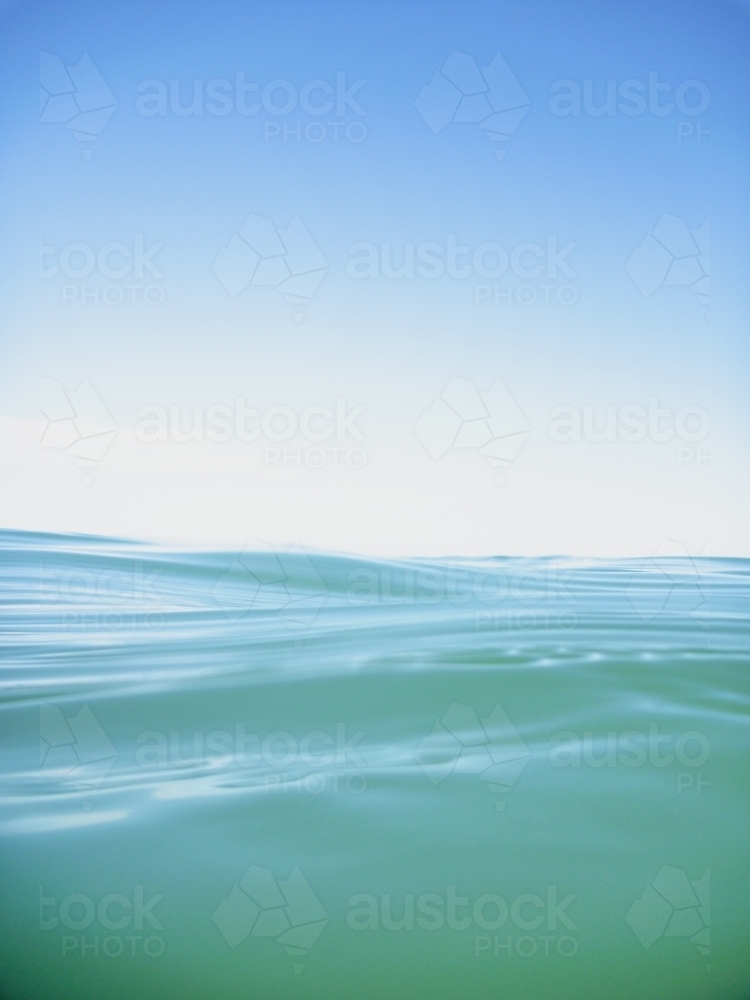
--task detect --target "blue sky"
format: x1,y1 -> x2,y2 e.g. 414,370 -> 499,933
0,0 -> 748,556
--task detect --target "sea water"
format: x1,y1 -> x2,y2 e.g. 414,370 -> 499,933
0,530 -> 748,1000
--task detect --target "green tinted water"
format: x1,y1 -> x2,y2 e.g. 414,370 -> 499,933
0,532 -> 748,999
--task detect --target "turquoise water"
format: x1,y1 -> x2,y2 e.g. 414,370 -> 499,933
0,529 -> 748,1000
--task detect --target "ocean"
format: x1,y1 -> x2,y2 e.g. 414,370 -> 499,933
0,529 -> 748,999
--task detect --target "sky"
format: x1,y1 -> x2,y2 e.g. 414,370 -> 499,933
0,0 -> 748,558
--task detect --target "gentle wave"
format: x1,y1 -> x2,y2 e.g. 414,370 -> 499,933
1,530 -> 748,999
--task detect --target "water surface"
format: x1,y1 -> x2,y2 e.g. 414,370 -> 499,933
0,530 -> 748,1000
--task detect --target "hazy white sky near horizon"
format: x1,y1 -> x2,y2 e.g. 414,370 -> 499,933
1,0 -> 748,558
